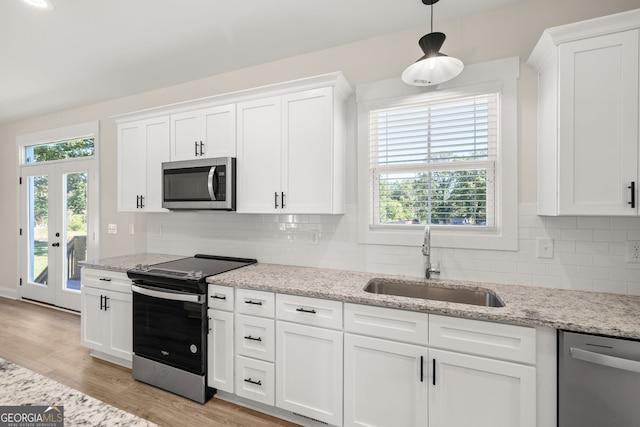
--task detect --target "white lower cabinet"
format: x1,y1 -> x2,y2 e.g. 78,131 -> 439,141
429,348 -> 536,427
344,333 -> 428,427
276,321 -> 343,426
80,269 -> 132,367
207,309 -> 234,393
343,304 -> 537,427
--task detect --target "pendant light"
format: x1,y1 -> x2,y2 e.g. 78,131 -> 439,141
402,0 -> 463,86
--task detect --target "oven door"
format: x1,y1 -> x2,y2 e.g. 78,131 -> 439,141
132,284 -> 207,375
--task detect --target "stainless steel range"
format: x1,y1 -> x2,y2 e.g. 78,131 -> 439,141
127,254 -> 256,403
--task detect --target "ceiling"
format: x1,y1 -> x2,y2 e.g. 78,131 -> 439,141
0,0 -> 525,125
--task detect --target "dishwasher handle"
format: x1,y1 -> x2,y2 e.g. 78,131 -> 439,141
570,347 -> 640,374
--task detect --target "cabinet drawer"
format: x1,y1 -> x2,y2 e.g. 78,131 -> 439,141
276,294 -> 342,330
235,314 -> 275,362
207,284 -> 234,311
235,356 -> 275,406
429,314 -> 536,364
236,289 -> 275,318
344,303 -> 429,346
81,268 -> 131,294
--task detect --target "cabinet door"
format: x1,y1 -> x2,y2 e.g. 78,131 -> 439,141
117,121 -> 146,211
344,333 -> 428,427
276,321 -> 343,426
202,105 -> 236,158
143,116 -> 170,212
207,309 -> 234,393
557,30 -> 639,215
117,117 -> 170,212
282,87 -> 341,214
80,286 -> 106,351
236,97 -> 281,213
429,348 -> 536,427
105,289 -> 133,361
170,110 -> 201,161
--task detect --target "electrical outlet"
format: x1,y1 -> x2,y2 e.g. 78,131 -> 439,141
107,224 -> 117,234
536,237 -> 554,259
627,241 -> 640,263
310,230 -> 319,245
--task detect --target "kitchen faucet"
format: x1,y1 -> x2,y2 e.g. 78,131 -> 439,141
422,225 -> 440,279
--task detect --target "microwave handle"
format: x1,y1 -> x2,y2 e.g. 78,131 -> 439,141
208,166 -> 217,201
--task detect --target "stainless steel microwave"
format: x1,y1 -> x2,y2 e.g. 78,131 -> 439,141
162,157 -> 235,210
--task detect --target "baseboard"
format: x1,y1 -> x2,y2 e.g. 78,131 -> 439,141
0,288 -> 19,300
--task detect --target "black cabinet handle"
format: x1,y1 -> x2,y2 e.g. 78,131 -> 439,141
51,242 -> 60,247
432,358 -> 436,386
136,195 -> 140,209
139,195 -> 144,209
99,278 -> 111,282
629,182 -> 636,208
244,335 -> 262,342
104,296 -> 109,311
274,192 -> 279,209
199,141 -> 204,156
244,378 -> 262,386
420,355 -> 424,382
296,307 -> 316,314
245,300 -> 263,306
100,295 -> 104,310
211,294 -> 226,300
282,192 -> 286,209
194,141 -> 199,157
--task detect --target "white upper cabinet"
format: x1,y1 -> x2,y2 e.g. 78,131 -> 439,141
117,116 -> 170,212
528,9 -> 640,216
236,73 -> 351,214
170,104 -> 236,161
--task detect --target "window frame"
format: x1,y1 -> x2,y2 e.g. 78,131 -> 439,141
357,57 -> 519,251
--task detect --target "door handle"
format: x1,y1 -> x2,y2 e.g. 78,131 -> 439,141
629,182 -> 636,208
570,347 -> 640,374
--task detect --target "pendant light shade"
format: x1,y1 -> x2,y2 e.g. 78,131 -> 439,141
402,0 -> 463,86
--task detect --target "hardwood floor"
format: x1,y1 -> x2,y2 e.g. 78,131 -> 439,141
0,297 -> 299,427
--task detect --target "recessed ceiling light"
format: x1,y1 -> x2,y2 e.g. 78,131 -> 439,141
22,0 -> 54,10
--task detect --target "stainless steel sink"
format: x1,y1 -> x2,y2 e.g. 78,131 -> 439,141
363,278 -> 505,307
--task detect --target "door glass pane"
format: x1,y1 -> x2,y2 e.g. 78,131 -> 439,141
64,172 -> 87,292
28,175 -> 49,286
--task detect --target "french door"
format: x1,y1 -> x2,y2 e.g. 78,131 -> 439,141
21,160 -> 93,311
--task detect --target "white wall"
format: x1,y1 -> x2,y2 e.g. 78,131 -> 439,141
0,0 -> 638,297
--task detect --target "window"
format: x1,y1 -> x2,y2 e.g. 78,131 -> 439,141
24,137 -> 94,164
357,57 -> 519,250
370,93 -> 497,228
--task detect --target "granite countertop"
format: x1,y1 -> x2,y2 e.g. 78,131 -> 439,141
83,253 -> 640,340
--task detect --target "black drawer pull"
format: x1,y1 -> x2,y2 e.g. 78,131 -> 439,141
629,182 -> 636,208
432,358 -> 436,386
245,300 -> 263,306
99,278 -> 111,282
244,378 -> 262,386
420,355 -> 424,382
211,294 -> 226,300
244,335 -> 262,342
296,307 -> 317,314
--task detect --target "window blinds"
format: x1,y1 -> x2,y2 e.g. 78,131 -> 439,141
369,93 -> 498,227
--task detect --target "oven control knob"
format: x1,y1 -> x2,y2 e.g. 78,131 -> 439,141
190,344 -> 198,354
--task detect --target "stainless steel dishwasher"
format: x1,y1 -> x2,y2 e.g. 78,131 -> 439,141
559,330 -> 640,427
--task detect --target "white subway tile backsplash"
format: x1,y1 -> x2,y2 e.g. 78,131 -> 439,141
145,203 -> 640,296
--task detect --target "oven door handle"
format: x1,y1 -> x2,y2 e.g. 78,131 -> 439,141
132,284 -> 204,303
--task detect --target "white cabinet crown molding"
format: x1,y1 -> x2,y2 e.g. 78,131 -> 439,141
527,8 -> 640,71
112,71 -> 353,124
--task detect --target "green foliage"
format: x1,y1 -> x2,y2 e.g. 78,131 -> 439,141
378,169 -> 487,226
